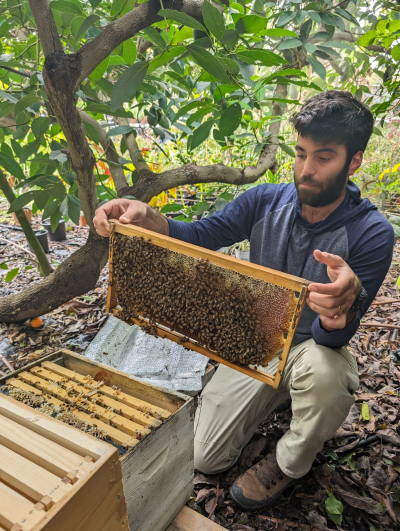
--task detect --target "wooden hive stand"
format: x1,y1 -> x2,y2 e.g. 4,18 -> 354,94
107,221 -> 309,389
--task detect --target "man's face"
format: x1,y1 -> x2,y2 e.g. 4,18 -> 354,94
294,135 -> 350,208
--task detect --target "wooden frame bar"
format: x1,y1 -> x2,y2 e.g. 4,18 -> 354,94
107,221 -> 309,389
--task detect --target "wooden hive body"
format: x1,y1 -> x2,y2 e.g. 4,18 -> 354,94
107,221 -> 309,388
0,392 -> 128,531
0,350 -> 194,531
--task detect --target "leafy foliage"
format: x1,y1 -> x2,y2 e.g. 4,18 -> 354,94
0,0 -> 398,221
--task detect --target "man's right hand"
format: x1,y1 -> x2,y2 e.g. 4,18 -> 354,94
93,199 -> 169,237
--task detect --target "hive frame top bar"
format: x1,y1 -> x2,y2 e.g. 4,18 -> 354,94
109,220 -> 309,292
107,220 -> 310,389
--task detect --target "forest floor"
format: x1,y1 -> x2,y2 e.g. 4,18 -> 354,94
0,211 -> 399,530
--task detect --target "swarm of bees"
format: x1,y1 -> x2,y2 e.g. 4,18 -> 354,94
112,233 -> 297,367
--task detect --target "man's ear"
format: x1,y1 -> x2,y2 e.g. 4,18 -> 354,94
348,151 -> 364,176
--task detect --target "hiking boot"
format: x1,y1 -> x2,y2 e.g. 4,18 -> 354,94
229,448 -> 298,511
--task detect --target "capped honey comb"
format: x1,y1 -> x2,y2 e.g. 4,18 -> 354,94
108,223 -> 309,380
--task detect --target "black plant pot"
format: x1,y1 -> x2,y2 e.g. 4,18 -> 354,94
41,219 -> 67,241
29,230 -> 49,254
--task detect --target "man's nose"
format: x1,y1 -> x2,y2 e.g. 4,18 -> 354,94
301,157 -> 316,176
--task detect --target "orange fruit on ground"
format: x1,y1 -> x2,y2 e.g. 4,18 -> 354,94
31,317 -> 43,328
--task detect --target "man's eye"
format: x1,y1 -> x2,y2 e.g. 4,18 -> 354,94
319,158 -> 330,162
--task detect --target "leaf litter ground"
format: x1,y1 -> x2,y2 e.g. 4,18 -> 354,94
0,212 -> 399,530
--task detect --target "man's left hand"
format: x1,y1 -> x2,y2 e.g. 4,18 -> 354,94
306,249 -> 362,331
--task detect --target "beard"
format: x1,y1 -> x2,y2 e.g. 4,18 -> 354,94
294,161 -> 349,208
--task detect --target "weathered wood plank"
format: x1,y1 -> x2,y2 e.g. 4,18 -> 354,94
167,506 -> 226,531
121,398 -> 194,531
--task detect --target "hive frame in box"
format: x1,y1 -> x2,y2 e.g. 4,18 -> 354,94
107,221 -> 309,389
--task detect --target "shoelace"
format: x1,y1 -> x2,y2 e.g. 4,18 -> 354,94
252,456 -> 284,489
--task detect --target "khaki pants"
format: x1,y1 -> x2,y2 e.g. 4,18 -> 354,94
194,338 -> 359,479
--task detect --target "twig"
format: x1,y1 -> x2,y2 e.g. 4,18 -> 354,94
0,368 -> 6,377
371,299 -> 400,306
360,322 -> 400,330
0,352 -> 14,372
0,236 -> 37,258
208,476 -> 219,520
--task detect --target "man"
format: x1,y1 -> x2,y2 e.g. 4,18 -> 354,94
94,91 -> 394,510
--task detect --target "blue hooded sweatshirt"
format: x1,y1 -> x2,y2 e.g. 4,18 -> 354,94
167,181 -> 394,348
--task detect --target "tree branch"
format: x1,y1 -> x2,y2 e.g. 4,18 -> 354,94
79,110 -> 130,194
75,0 -> 204,87
117,117 -> 153,175
130,84 -> 288,202
28,0 -> 63,57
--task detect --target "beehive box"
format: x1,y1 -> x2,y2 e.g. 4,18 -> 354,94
0,392 -> 128,531
0,349 -> 194,531
107,221 -> 309,388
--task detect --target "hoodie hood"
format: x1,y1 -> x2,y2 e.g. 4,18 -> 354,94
294,180 -> 377,235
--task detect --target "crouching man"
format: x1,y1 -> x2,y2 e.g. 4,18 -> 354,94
93,91 -> 394,510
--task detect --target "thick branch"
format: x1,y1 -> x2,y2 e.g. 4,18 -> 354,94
79,110 -> 130,194
76,0 -> 204,86
117,117 -> 152,176
28,0 -> 63,57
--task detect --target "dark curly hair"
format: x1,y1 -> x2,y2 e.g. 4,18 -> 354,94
290,90 -> 374,161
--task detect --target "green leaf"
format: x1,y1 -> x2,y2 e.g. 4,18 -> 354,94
143,26 -> 166,50
276,11 -> 296,27
235,15 -> 266,34
325,491 -> 343,515
123,39 -> 137,64
173,100 -> 208,122
308,56 -> 326,79
188,45 -> 231,84
236,49 -> 287,67
160,203 -> 183,213
326,509 -> 342,526
75,14 -> 99,40
373,126 -> 383,136
221,29 -> 239,48
357,30 -> 378,47
5,268 -> 19,282
158,9 -> 206,32
148,47 -> 185,73
335,7 -> 359,27
110,61 -> 149,111
50,0 -> 83,15
8,190 -> 40,213
202,0 -> 225,40
15,94 -> 41,116
278,38 -> 303,50
0,101 -> 15,118
67,194 -> 81,224
42,200 -> 59,221
106,125 -> 134,137
219,103 -> 241,138
191,119 -> 214,150
89,57 -> 109,82
19,141 -> 41,164
50,205 -> 62,232
262,28 -> 297,38
0,262 -> 8,269
35,189 -> 51,210
83,121 -> 100,144
280,144 -> 296,157
0,152 -> 25,180
218,57 -> 240,75
361,402 -> 370,421
391,44 -> 400,61
31,116 -> 50,137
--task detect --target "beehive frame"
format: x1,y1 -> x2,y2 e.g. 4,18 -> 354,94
107,221 -> 309,389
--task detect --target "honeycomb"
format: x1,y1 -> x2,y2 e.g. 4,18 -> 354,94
111,232 -> 302,367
